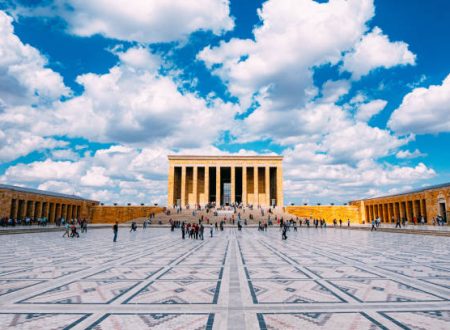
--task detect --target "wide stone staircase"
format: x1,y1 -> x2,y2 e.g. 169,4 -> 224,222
128,206 -> 293,226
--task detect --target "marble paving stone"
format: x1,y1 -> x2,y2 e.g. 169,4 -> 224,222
0,266 -> 87,279
306,265 -> 382,279
0,279 -> 43,296
245,266 -> 310,280
158,267 -> 222,280
258,312 -> 386,330
84,267 -> 162,280
377,264 -> 450,278
421,278 -> 450,289
249,280 -> 344,304
380,310 -> 450,330
328,278 -> 445,303
0,266 -> 28,276
290,255 -> 343,265
125,280 -> 220,304
125,257 -> 178,266
20,280 -> 139,304
0,228 -> 449,329
86,313 -> 214,330
0,313 -> 90,330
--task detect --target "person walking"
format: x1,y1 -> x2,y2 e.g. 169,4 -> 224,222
371,219 -> 377,231
395,218 -> 401,228
113,221 -> 118,242
62,222 -> 70,238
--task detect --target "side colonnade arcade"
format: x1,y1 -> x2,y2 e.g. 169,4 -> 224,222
167,155 -> 283,208
354,183 -> 450,224
0,184 -> 98,222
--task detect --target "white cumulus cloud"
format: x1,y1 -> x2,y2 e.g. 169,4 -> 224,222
13,0 -> 234,43
0,11 -> 68,107
388,74 -> 450,134
342,27 -> 416,79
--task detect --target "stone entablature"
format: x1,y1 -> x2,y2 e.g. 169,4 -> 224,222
351,183 -> 450,224
168,155 -> 283,207
0,185 -> 99,221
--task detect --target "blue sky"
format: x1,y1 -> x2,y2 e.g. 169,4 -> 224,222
0,0 -> 449,205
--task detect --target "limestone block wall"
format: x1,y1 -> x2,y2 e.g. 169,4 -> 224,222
90,206 -> 164,224
286,205 -> 361,223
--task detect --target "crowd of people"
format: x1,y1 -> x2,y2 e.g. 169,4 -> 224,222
42,203 -> 440,243
0,216 -> 89,228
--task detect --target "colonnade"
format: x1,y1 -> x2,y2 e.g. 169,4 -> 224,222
365,198 -> 427,223
169,164 -> 283,207
9,198 -> 82,222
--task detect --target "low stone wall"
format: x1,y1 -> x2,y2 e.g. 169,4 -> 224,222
90,206 -> 164,224
286,205 -> 361,223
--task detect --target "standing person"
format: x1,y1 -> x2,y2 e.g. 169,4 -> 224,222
181,222 -> 186,239
113,221 -> 118,242
339,219 -> 342,227
347,219 -> 350,227
200,223 -> 204,240
81,219 -> 87,233
282,223 -> 288,240
210,224 -> 213,237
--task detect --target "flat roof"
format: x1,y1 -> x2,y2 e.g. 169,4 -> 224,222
0,184 -> 98,202
168,155 -> 283,160
356,182 -> 450,202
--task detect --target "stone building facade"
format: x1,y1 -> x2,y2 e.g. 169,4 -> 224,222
0,184 -> 99,221
168,155 -> 283,207
350,183 -> 450,224
286,205 -> 360,223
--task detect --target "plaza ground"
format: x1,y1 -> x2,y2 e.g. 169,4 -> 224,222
0,228 -> 449,329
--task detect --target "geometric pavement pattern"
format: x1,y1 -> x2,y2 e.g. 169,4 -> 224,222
0,227 -> 449,329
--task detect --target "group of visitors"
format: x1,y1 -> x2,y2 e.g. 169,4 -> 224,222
62,219 -> 88,238
181,222 -> 206,240
0,216 -> 50,227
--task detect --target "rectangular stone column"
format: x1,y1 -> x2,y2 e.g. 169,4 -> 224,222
181,166 -> 186,207
35,201 -> 41,219
420,199 -> 426,219
193,166 -> 198,206
394,202 -> 400,220
12,199 -> 18,219
168,165 -> 175,207
205,166 -> 209,205
276,166 -> 283,206
231,166 -> 235,204
242,167 -> 247,205
265,166 -> 270,207
216,166 -> 221,206
254,166 -> 259,206
405,200 -> 411,221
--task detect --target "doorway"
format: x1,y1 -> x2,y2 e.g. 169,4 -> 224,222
439,202 -> 447,221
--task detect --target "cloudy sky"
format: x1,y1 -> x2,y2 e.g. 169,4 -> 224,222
0,0 -> 449,205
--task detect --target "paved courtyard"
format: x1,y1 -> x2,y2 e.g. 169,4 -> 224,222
0,228 -> 449,329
